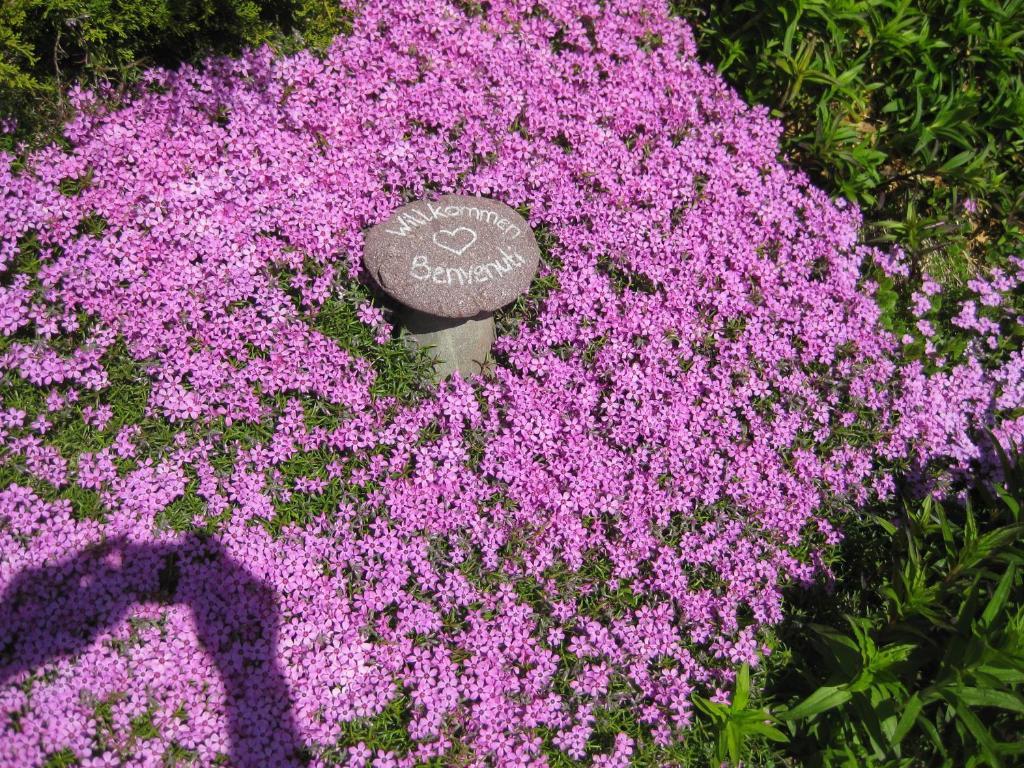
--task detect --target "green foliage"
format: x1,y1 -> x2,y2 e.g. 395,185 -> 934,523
0,0 -> 350,141
692,664 -> 789,764
0,334 -> 182,522
771,441 -> 1024,766
41,749 -> 79,768
868,255 -> 1024,379
672,0 -> 1024,279
286,0 -> 354,52
312,285 -> 437,405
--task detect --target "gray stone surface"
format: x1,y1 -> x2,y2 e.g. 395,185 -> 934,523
363,194 -> 540,319
400,308 -> 495,381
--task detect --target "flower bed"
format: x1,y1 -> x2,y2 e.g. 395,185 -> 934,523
1,0 -> 1021,765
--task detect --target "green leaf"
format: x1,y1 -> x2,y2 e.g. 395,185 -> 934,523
981,563 -> 1017,627
917,711 -> 947,755
871,514 -> 898,535
999,740 -> 1024,757
938,149 -> 977,172
781,686 -> 852,720
741,719 -> 790,743
997,487 -> 1021,521
872,643 -> 916,671
892,692 -> 922,744
726,722 -> 742,764
952,686 -> 1024,714
733,663 -> 751,711
943,691 -> 1003,767
692,693 -> 726,721
976,663 -> 1024,685
965,501 -> 979,546
849,691 -> 890,758
971,525 -> 1024,565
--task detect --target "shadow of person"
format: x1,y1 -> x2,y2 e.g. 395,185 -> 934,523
0,534 -> 307,767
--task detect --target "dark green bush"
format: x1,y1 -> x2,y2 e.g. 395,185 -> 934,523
770,440 -> 1024,766
0,0 -> 348,140
672,0 -> 1024,281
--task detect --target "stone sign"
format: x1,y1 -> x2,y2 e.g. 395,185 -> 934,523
363,194 -> 540,319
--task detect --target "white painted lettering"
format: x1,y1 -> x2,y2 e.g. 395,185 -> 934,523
410,255 -> 431,280
384,216 -> 416,237
407,249 -> 525,283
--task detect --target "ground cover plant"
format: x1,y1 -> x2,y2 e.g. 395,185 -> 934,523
0,0 -> 1022,766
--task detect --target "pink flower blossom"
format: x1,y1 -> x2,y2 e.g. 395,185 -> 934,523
0,1 -> 1019,765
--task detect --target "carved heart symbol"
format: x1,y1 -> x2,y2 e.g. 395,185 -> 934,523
432,227 -> 477,257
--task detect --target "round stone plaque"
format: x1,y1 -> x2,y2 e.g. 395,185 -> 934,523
363,194 -> 540,319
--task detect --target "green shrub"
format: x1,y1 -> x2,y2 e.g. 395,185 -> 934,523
0,0 -> 348,140
771,439 -> 1024,766
672,0 -> 1024,280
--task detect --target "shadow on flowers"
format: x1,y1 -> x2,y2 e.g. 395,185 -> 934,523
0,534 -> 306,767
